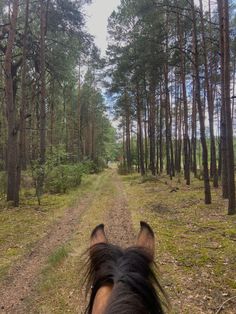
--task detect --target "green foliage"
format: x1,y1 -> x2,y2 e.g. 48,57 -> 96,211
82,160 -> 102,174
46,146 -> 68,170
45,164 -> 83,194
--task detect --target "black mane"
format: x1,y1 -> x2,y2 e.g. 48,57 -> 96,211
84,243 -> 167,314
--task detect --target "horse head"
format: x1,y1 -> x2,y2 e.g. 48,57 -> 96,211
84,222 -> 167,314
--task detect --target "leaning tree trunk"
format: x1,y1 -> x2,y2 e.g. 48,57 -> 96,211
191,0 -> 211,204
5,0 -> 19,206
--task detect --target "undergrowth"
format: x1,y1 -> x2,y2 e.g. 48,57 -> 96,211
123,173 -> 236,313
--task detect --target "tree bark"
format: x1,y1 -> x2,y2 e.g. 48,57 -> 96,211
191,0 -> 211,204
125,90 -> 131,172
38,0 -> 47,197
136,84 -> 145,175
218,0 -> 236,214
217,0 -> 228,199
159,83 -> 163,173
199,0 -> 218,188
5,0 -> 19,206
149,82 -> 156,175
177,13 -> 190,185
16,0 -> 30,204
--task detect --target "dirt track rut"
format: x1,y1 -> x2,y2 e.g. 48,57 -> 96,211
0,170 -> 134,313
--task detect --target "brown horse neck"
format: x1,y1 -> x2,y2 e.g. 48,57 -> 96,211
92,285 -> 113,314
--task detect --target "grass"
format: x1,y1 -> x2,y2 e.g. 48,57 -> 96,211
47,246 -> 69,268
122,173 -> 236,313
23,170 -> 118,313
0,174 -> 101,281
1,169 -> 236,313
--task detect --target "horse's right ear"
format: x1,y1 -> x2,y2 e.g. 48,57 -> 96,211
137,221 -> 155,259
90,224 -> 108,246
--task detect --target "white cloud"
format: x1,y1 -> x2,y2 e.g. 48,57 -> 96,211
84,0 -> 121,56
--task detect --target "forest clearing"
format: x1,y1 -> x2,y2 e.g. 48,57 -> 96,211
1,0 -> 236,313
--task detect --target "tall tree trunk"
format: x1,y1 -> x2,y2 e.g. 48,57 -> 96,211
174,79 -> 179,173
199,0 -> 218,188
50,80 -> 55,153
191,77 -> 197,177
16,0 -> 30,204
164,66 -> 171,178
144,99 -> 148,172
177,83 -> 182,173
5,0 -> 19,206
156,97 -> 159,174
169,94 -> 175,177
136,84 -> 145,175
149,82 -> 156,175
217,0 -> 228,198
218,0 -> 236,214
191,0 -> 211,204
177,13 -> 190,184
38,0 -> 47,198
77,60 -> 82,161
125,90 -> 131,172
159,83 -> 163,173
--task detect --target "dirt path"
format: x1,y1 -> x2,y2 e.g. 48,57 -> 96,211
0,170 -> 134,314
0,193 -> 94,313
104,170 -> 135,247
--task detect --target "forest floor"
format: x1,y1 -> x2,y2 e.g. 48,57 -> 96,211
0,168 -> 236,313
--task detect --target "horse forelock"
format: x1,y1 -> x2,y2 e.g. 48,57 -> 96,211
84,243 -> 167,314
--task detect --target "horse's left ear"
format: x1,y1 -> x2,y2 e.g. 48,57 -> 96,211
90,224 -> 108,246
137,221 -> 155,259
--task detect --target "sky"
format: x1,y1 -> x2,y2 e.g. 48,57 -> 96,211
84,0 -> 121,56
84,0 -> 215,57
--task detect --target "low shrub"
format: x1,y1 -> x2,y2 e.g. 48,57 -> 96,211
45,164 -> 83,194
82,159 -> 105,174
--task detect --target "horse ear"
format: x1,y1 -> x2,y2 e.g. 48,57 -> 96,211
90,224 -> 108,246
137,221 -> 155,259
